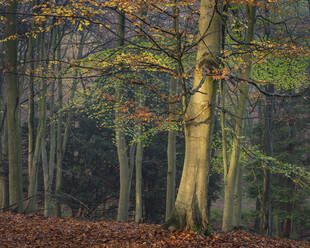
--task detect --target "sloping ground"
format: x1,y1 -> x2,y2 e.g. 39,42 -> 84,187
0,212 -> 309,248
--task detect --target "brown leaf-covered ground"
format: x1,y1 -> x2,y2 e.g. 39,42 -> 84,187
0,212 -> 309,248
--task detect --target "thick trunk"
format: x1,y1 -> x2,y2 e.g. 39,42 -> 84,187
222,5 -> 256,232
164,0 -> 221,230
165,76 -> 177,221
6,0 -> 23,213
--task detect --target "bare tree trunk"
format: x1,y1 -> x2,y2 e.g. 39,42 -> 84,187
27,34 -> 47,213
166,77 -> 177,221
232,164 -> 242,227
165,1 -> 179,222
27,37 -> 35,183
0,116 -> 9,211
135,125 -> 143,223
5,0 -> 23,213
114,12 -> 133,222
55,32 -> 85,217
164,0 -> 221,230
55,42 -> 63,216
261,2 -> 273,235
42,29 -> 58,217
222,5 -> 256,232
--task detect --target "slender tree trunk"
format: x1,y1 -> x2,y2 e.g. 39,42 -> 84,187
282,179 -> 293,238
55,32 -> 84,217
55,42 -> 63,217
222,5 -> 256,232
5,0 -> 23,213
0,72 -> 9,211
165,1 -> 179,222
261,1 -> 273,235
27,35 -> 47,213
164,0 -> 221,230
42,29 -> 57,217
262,106 -> 273,236
254,197 -> 261,231
114,12 -> 132,222
27,37 -> 35,184
41,137 -> 49,215
232,164 -> 242,227
0,116 -> 9,211
135,124 -> 143,223
166,76 -> 177,221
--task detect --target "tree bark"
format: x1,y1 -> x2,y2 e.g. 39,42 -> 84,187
232,164 -> 242,227
5,0 -> 23,213
0,116 -> 9,211
55,42 -> 63,217
165,1 -> 179,221
26,35 -> 47,213
164,0 -> 221,230
166,77 -> 177,221
115,12 -> 132,222
135,123 -> 143,223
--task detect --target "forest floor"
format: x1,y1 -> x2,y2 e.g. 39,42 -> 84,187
0,212 -> 309,248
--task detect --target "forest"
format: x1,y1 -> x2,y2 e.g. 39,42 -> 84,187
0,0 -> 309,247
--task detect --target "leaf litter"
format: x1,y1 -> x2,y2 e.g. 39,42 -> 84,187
0,212 -> 309,247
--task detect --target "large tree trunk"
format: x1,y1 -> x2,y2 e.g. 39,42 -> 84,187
5,0 -> 23,213
222,5 -> 256,232
164,0 -> 221,230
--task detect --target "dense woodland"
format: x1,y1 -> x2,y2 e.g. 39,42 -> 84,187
0,0 -> 309,244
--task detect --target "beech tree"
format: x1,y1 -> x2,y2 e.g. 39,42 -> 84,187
164,0 -> 221,230
5,0 -> 23,213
